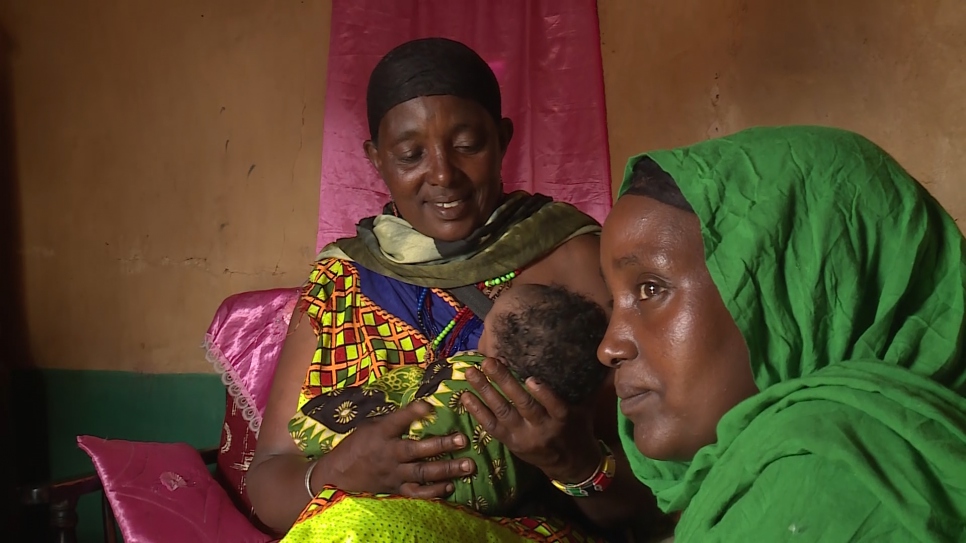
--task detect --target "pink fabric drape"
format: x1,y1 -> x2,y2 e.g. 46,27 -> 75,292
204,288 -> 300,434
317,0 -> 612,251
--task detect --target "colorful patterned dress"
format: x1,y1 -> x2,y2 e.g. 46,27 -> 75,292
282,258 -> 600,543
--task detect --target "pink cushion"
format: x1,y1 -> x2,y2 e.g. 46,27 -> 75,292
77,435 -> 272,543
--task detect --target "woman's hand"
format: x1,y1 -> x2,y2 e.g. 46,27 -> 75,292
461,357 -> 602,483
318,400 -> 477,498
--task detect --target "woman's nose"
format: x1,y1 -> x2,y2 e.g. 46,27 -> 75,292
598,317 -> 636,369
427,147 -> 456,187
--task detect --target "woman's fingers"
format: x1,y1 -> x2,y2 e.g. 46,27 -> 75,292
479,358 -> 550,423
524,377 -> 569,420
399,432 -> 468,462
464,363 -> 524,428
379,400 -> 434,438
402,457 -> 476,486
460,388 -> 500,434
398,481 -> 455,499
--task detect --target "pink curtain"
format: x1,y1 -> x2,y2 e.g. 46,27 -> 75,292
317,0 -> 612,251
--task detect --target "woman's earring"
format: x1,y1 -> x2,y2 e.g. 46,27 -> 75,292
391,201 -> 400,217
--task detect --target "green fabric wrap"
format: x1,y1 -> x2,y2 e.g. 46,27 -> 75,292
295,352 -> 527,515
617,126 -> 966,541
408,353 -> 526,515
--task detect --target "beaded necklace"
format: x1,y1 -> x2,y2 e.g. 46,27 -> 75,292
417,269 -> 521,360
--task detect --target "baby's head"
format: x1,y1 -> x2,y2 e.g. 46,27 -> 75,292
478,284 -> 609,404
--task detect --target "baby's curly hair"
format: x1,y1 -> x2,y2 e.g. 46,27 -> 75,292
489,284 -> 609,404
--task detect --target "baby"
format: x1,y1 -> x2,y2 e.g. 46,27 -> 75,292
290,283 -> 609,514
477,283 -> 610,405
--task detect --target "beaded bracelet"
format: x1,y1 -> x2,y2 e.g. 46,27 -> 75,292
550,440 -> 617,497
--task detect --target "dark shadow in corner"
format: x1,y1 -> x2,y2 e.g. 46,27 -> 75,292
0,22 -> 51,540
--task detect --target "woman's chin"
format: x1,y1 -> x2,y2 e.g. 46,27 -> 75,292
634,437 -> 671,461
633,428 -> 696,462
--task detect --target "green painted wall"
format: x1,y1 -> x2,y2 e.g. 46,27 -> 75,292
17,370 -> 226,542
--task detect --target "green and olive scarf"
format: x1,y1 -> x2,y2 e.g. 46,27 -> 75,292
317,191 -> 601,288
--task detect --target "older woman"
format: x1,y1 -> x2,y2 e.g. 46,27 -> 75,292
600,126 -> 966,541
248,38 -> 656,541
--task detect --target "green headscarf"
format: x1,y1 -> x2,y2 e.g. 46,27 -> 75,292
617,126 -> 966,541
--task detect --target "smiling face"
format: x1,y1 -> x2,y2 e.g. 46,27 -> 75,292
364,95 -> 513,242
597,195 -> 758,461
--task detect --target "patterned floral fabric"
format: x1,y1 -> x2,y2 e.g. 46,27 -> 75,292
290,352 -> 528,515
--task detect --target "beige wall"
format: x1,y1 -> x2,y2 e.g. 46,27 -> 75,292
4,0 -> 966,373
4,1 -> 331,372
599,0 -> 966,217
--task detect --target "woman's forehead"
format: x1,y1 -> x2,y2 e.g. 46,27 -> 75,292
602,196 -> 701,268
